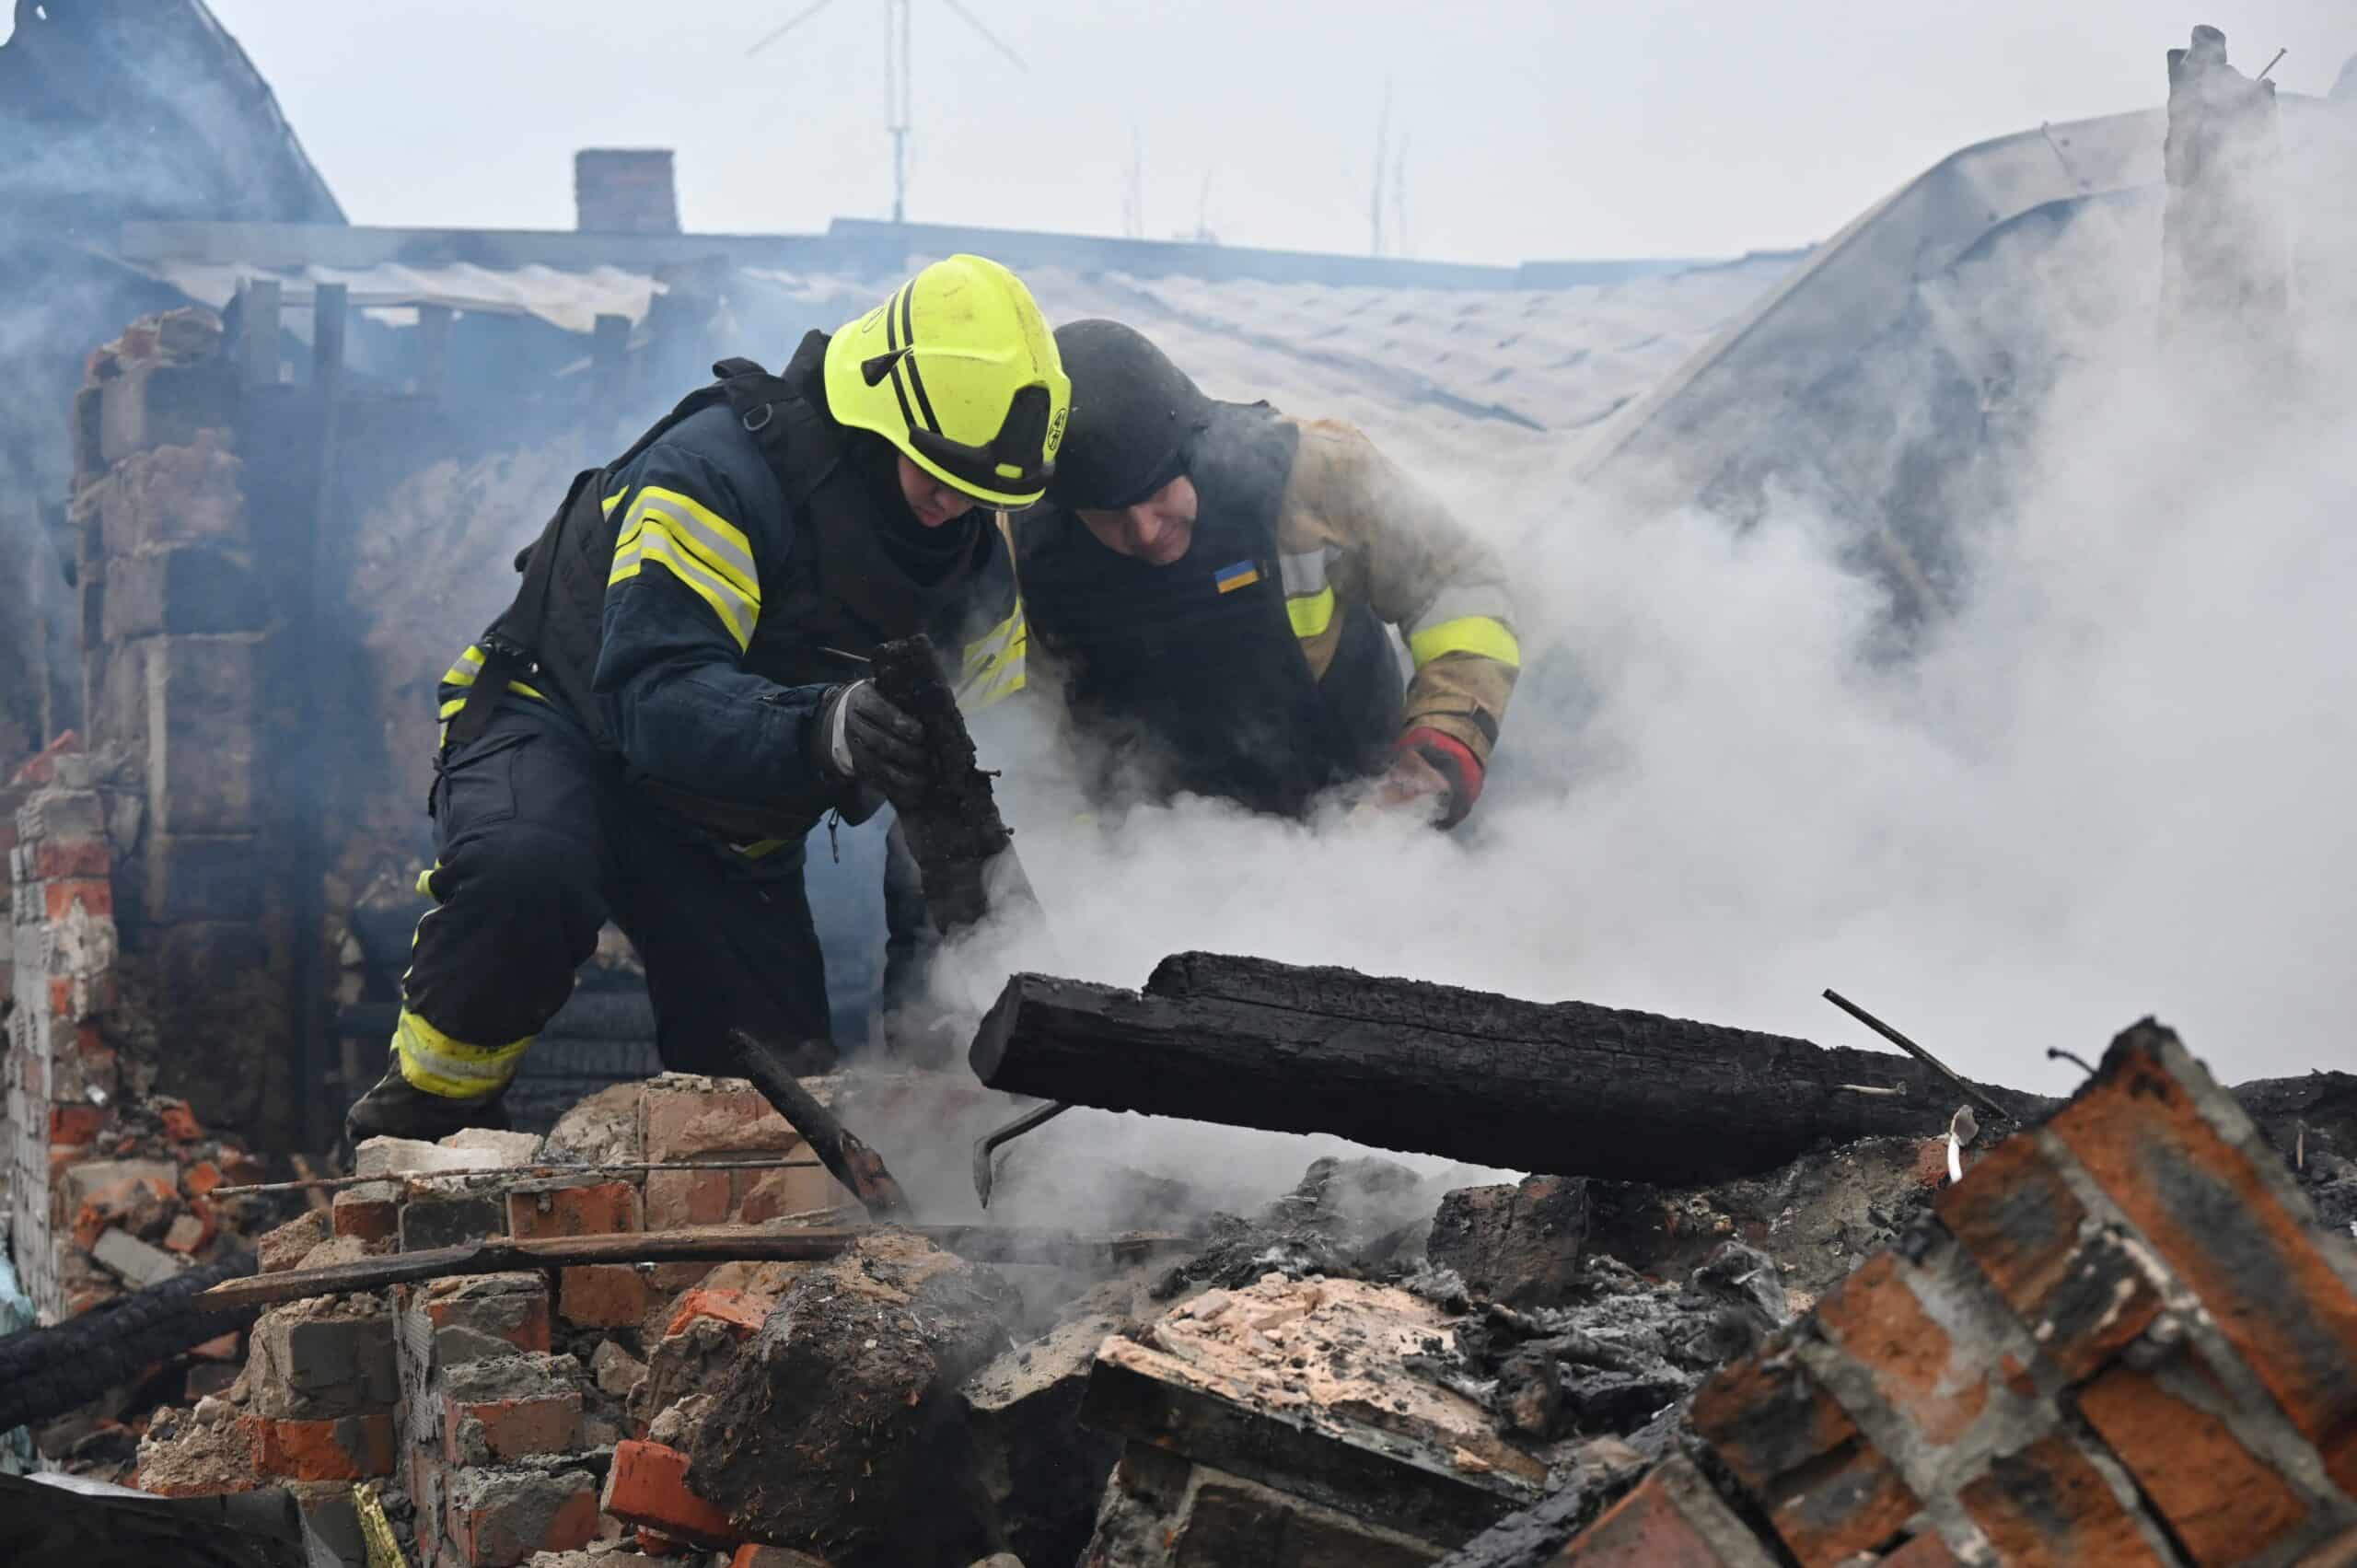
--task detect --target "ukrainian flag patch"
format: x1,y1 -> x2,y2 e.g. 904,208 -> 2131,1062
1213,560 -> 1262,593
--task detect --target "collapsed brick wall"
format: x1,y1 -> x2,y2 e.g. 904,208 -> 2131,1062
1534,1022 -> 2357,1565
5,745 -> 122,1317
136,1073 -> 862,1563
3,735 -> 263,1323
69,309 -> 297,1143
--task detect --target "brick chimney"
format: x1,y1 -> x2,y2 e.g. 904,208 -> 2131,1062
575,149 -> 680,235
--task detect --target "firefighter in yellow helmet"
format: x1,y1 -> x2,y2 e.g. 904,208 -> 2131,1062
345,255 -> 1069,1142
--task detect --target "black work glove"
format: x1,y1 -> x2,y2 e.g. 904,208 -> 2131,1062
821,679 -> 930,799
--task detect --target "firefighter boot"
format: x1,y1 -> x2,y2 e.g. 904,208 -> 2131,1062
343,1055 -> 510,1145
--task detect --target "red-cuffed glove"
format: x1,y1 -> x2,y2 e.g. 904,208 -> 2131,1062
1372,726 -> 1485,829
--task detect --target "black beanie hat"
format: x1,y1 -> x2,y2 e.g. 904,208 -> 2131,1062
1046,319 -> 1213,509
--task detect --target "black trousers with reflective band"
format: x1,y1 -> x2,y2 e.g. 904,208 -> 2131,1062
405,702 -> 832,1086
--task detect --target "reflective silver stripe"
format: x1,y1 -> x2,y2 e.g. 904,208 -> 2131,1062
1279,549 -> 1332,596
1407,584 -> 1515,639
629,487 -> 761,602
393,1010 -> 532,1098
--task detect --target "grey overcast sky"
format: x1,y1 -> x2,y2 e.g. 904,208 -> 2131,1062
193,1 -> 2351,262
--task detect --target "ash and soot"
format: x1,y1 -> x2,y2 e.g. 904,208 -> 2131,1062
3,6 -> 2355,1568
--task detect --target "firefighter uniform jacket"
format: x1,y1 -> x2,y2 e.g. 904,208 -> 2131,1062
437,331 -> 1001,853
965,402 -> 1519,817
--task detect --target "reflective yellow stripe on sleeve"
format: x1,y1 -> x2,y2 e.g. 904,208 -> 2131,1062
1406,615 -> 1522,668
957,604 -> 1028,709
1286,587 -> 1337,639
609,490 -> 762,652
392,1006 -> 533,1100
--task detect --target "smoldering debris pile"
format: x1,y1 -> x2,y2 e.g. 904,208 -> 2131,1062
66,984 -> 2348,1568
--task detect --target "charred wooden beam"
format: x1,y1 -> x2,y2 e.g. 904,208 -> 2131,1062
970,953 -> 2044,1185
196,1224 -> 1198,1311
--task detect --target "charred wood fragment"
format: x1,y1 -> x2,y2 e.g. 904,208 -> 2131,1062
970,953 -> 2044,1185
195,1224 -> 1197,1310
726,1028 -> 913,1220
871,633 -> 1040,936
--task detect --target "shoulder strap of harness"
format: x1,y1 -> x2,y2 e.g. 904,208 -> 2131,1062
447,375 -> 740,749
710,357 -> 844,507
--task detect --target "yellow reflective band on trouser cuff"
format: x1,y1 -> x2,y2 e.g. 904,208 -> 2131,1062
1408,614 -> 1522,668
1286,587 -> 1336,639
393,1007 -> 533,1101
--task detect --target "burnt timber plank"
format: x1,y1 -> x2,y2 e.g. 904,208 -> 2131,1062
197,1225 -> 1196,1310
971,952 -> 2046,1185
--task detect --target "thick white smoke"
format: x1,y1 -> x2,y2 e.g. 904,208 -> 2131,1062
928,160 -> 2354,1211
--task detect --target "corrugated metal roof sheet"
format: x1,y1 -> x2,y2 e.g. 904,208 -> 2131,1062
130,257 -> 664,334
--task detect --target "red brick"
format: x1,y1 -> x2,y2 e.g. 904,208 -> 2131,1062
10,732 -> 80,787
1956,1429 -> 2168,1566
730,1547 -> 838,1567
602,1439 -> 736,1549
190,1331 -> 241,1361
445,1468 -> 599,1567
49,1103 -> 103,1145
559,1264 -> 651,1329
735,1163 -> 852,1223
332,1190 -> 400,1244
1811,1253 -> 1988,1446
44,877 -> 113,920
424,1276 -> 552,1355
71,1175 -> 178,1250
642,1084 -> 797,1161
443,1389 -> 583,1464
75,1024 -> 118,1070
665,1287 -> 769,1340
242,1412 -> 396,1481
2075,1361 -> 2311,1560
220,1153 -> 267,1186
156,1100 -> 203,1142
1689,1349 -> 1921,1566
644,1167 -> 733,1230
33,838 -> 111,879
1874,1535 -> 1962,1566
183,1161 -> 225,1198
1936,1135 -> 2162,1383
1558,1457 -> 1767,1565
2046,1025 -> 2357,1493
506,1179 -> 642,1239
